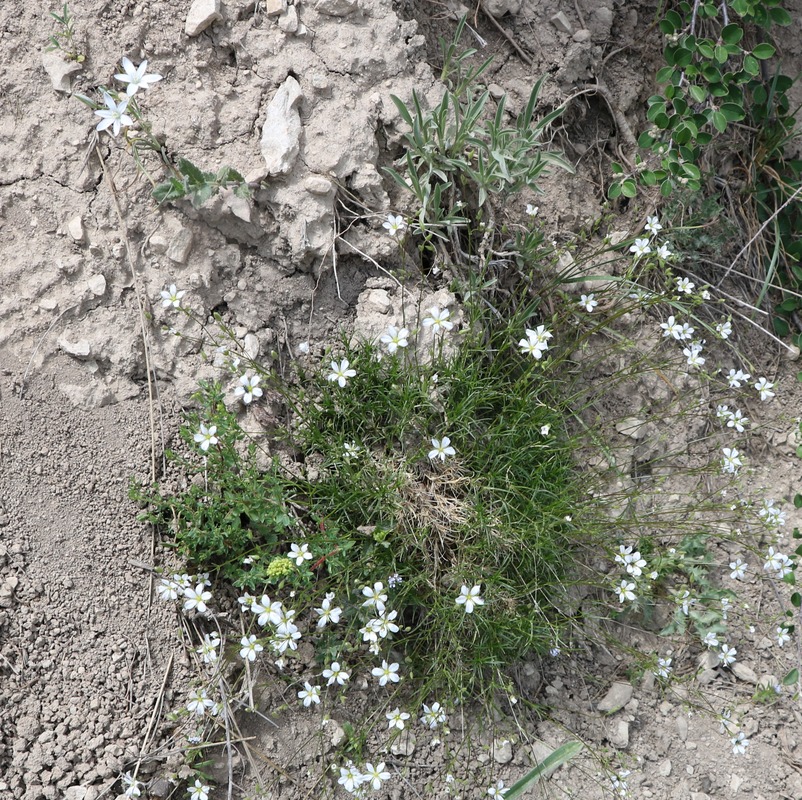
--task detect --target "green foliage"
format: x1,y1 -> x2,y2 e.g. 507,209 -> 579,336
46,3 -> 84,63
152,157 -> 251,208
609,0 -> 792,199
385,16 -> 572,245
503,740 -> 583,799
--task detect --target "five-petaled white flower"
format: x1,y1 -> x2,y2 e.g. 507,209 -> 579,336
239,634 -> 263,662
122,772 -> 143,799
764,546 -> 793,578
297,681 -> 321,707
428,436 -> 456,462
777,626 -> 791,647
579,293 -> 598,312
754,377 -> 775,401
327,358 -> 356,387
422,306 -> 454,333
194,423 -> 218,452
361,582 -> 388,614
186,687 -> 214,716
343,442 -> 360,460
525,204 -> 539,217
114,57 -> 163,96
676,277 -> 695,294
683,342 -> 705,368
721,448 -> 742,474
380,326 -> 410,354
729,558 -> 747,580
727,368 -> 751,388
716,320 -> 733,339
455,584 -> 484,613
315,592 -> 342,628
338,763 -> 365,793
160,284 -> 186,308
644,215 -> 662,235
654,657 -> 672,678
184,584 -> 212,615
323,661 -> 350,686
386,707 -> 411,730
719,643 -> 737,666
157,577 -> 180,601
95,91 -> 133,136
702,631 -> 719,649
420,701 -> 447,729
731,731 -> 749,754
371,660 -> 400,686
616,580 -> 636,603
383,214 -> 407,236
188,779 -> 210,800
518,325 -> 553,359
363,762 -> 391,791
288,542 -> 313,566
196,633 -> 220,664
656,243 -> 672,260
660,315 -> 682,339
629,238 -> 652,258
234,374 -> 263,405
487,779 -> 508,798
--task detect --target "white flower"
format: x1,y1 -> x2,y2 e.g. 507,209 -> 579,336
327,358 -> 356,387
719,709 -> 736,734
716,320 -> 733,339
380,326 -> 410,353
677,321 -> 695,340
386,707 -> 411,730
114,57 -> 163,96
297,681 -> 321,707
420,701 -> 447,729
234,374 -> 263,405
193,423 -> 218,452
363,762 -> 391,791
383,214 -> 407,236
428,436 -> 456,462
422,306 -> 454,333
160,284 -> 186,308
683,342 -> 705,368
540,424 -> 551,436
579,293 -> 598,313
729,558 -> 746,580
759,499 -> 786,528
678,590 -> 694,615
196,633 -> 220,664
338,763 -> 366,793
721,447 -> 742,474
239,634 -> 263,662
188,779 -> 210,800
518,325 -> 553,359
315,592 -> 342,628
727,368 -> 751,388
656,243 -> 672,260
323,661 -> 350,686
616,580 -> 636,603
253,595 -> 283,627
488,779 -> 508,797
122,772 -> 143,798
455,584 -> 484,613
676,276 -> 695,294
660,315 -> 682,339
372,610 -> 400,639
343,442 -> 361,460
95,91 -> 133,136
371,660 -> 400,686
719,643 -> 737,666
644,215 -> 662,235
726,409 -> 748,433
186,688 -> 214,716
731,731 -> 749,754
157,577 -> 180,601
654,657 -> 672,678
754,377 -> 775,401
764,546 -> 793,578
702,631 -> 720,649
777,626 -> 791,647
183,584 -> 212,615
361,582 -> 388,613
624,551 -> 647,577
297,341 -> 310,355
288,542 -> 313,566
525,204 -> 539,216
629,237 -> 652,258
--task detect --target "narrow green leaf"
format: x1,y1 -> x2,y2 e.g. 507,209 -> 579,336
504,741 -> 583,799
783,668 -> 799,685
